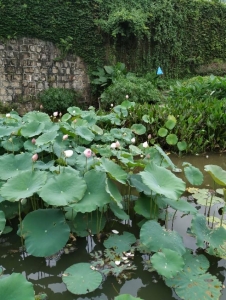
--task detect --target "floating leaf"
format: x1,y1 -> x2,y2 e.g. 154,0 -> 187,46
151,248 -> 184,278
73,212 -> 106,237
0,210 -> 6,235
0,273 -> 35,300
184,165 -> 203,185
0,170 -> 47,202
140,220 -> 185,255
131,124 -> 146,135
165,118 -> 176,130
177,141 -> 187,151
63,263 -> 102,295
104,232 -> 136,254
21,209 -> 70,257
115,295 -> 143,300
204,165 -> 226,186
158,128 -> 168,137
166,134 -> 178,145
140,162 -> 185,200
192,189 -> 224,206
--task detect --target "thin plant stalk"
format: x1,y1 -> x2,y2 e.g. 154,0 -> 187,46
207,182 -> 216,217
18,200 -> 24,249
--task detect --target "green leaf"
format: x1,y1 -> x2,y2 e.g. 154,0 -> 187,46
166,134 -> 178,145
184,165 -> 203,185
177,141 -> 187,151
2,137 -> 24,152
63,263 -> 102,294
161,197 -> 197,214
158,128 -> 168,137
165,119 -> 176,130
104,231 -> 136,254
35,131 -> 58,146
134,194 -> 151,219
23,111 -> 50,123
100,158 -> 128,184
106,178 -> 123,209
131,124 -> 146,135
109,202 -> 129,220
204,165 -> 226,186
21,209 -> 70,257
192,189 -> 224,206
140,220 -> 185,255
115,295 -> 143,300
0,273 -> 35,300
21,121 -> 45,137
0,210 -> 6,235
92,124 -> 103,135
129,174 -> 151,195
67,106 -> 82,116
0,170 -> 47,202
140,162 -> 185,200
151,248 -> 184,278
75,126 -> 95,141
39,172 -> 86,206
73,212 -> 106,237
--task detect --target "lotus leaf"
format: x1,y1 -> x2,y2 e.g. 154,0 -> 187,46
73,212 -> 106,237
52,135 -> 70,157
100,158 -> 128,184
39,172 -> 86,206
129,174 -> 151,195
191,214 -> 226,259
165,250 -> 222,300
35,131 -> 58,146
184,165 -> 203,185
113,105 -> 128,117
165,118 -> 176,130
63,263 -> 102,294
21,209 -> 70,257
0,153 -> 33,180
70,170 -> 111,213
140,220 -> 185,255
2,137 -> 24,152
110,128 -> 123,139
106,178 -> 123,209
109,202 -> 129,220
92,124 -> 103,135
0,273 -> 35,300
0,124 -> 21,138
177,141 -> 187,151
104,231 -> 136,254
140,162 -> 185,200
192,189 -> 224,206
129,145 -> 142,155
158,128 -> 168,137
43,121 -> 59,132
166,134 -> 178,145
134,194 -> 159,219
160,197 -> 197,214
131,124 -> 146,135
115,295 -> 143,300
0,210 -> 6,235
0,201 -> 20,219
67,106 -> 82,116
23,111 -> 50,123
151,248 -> 184,278
204,165 -> 226,185
21,121 -> 45,137
0,170 -> 47,202
75,126 -> 95,141
61,113 -> 71,122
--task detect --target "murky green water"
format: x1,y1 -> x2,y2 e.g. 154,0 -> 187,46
0,153 -> 226,299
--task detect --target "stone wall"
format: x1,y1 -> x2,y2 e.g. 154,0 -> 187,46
0,38 -> 90,112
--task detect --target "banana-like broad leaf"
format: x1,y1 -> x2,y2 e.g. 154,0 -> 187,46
39,172 -> 86,206
165,250 -> 222,300
140,162 -> 185,200
73,212 -> 106,237
191,214 -> 226,259
0,273 -> 35,300
21,209 -> 70,257
0,170 -> 47,202
100,158 -> 128,184
104,231 -> 136,254
0,210 -> 6,235
140,220 -> 185,255
151,248 -> 184,278
204,165 -> 226,186
63,263 -> 102,295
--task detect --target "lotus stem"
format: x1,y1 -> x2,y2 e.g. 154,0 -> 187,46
220,205 -> 225,227
207,182 -> 215,217
18,200 -> 24,249
98,208 -> 103,234
172,210 -> 177,230
165,205 -> 168,229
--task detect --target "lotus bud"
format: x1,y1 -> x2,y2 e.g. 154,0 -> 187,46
131,137 -> 135,144
59,112 -> 62,117
84,148 -> 92,158
111,104 -> 114,107
125,95 -> 129,99
148,134 -> 152,140
63,134 -> 68,141
64,150 -> 73,158
53,111 -> 58,117
40,104 -> 43,110
31,138 -> 36,144
115,141 -> 120,148
110,143 -> 117,149
6,113 -> 11,118
73,119 -> 77,123
143,141 -> 148,148
21,198 -> 27,205
32,153 -> 38,162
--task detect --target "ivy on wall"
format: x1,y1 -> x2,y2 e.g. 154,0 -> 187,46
0,0 -> 226,77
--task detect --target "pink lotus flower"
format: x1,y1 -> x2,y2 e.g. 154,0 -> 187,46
32,153 -> 38,162
31,138 -> 36,144
115,141 -> 120,148
84,148 -> 92,158
63,134 -> 68,140
111,143 -> 116,149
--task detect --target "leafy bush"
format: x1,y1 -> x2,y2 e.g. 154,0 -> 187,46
38,88 -> 80,114
195,60 -> 226,76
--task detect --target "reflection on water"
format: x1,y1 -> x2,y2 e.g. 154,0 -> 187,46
0,153 -> 226,299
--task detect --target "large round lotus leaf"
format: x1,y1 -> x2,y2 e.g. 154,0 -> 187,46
151,248 -> 184,278
140,162 -> 185,200
0,201 -> 19,219
53,135 -> 70,157
109,202 -> 129,220
39,172 -> 86,206
100,158 -> 127,185
21,121 -> 45,138
35,131 -> 58,146
134,194 -> 159,219
43,121 -> 59,132
75,126 -> 95,141
0,153 -> 32,180
0,125 -> 21,138
115,295 -> 143,300
23,111 -> 50,123
192,189 -> 224,206
165,118 -> 176,130
140,220 -> 185,255
106,178 -> 123,209
0,170 -> 47,202
73,212 -> 106,237
2,137 -> 24,152
63,263 -> 102,295
129,174 -> 152,195
0,273 -> 35,300
92,124 -> 103,135
204,164 -> 226,186
70,170 -> 111,213
184,165 -> 203,185
191,213 -> 226,259
158,128 -> 168,137
177,141 -> 187,151
104,231 -> 136,254
161,197 -> 197,214
165,251 -> 222,300
166,134 -> 178,145
67,106 -> 82,116
131,124 -> 146,135
0,210 -> 6,235
21,209 -> 70,257
154,144 -> 177,170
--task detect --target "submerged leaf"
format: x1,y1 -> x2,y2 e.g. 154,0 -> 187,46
104,232 -> 136,254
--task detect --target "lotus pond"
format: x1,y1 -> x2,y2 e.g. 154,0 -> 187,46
0,103 -> 226,300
